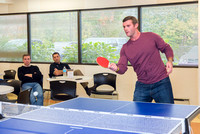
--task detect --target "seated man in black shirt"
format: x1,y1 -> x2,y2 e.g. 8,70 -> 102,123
49,52 -> 91,96
18,54 -> 43,105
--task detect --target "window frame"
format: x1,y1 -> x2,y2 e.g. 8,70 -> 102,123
0,1 -> 197,68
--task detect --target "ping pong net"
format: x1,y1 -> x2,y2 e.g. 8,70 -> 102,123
0,102 -> 183,134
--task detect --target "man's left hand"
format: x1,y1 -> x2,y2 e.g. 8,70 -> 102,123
166,61 -> 173,75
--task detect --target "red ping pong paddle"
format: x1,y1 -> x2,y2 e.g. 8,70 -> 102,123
96,57 -> 110,68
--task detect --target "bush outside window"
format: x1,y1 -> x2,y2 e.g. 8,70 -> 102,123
0,3 -> 198,67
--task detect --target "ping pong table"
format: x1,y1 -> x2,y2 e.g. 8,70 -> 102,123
0,97 -> 199,134
52,97 -> 200,133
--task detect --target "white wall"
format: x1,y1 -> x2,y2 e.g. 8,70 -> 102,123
0,4 -> 8,13
0,63 -> 198,105
0,0 -> 197,13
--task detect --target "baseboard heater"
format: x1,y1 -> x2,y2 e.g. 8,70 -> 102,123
174,98 -> 189,102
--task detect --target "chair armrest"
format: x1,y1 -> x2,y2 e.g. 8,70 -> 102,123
88,84 -> 97,91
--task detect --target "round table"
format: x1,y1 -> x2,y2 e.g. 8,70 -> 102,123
47,76 -> 93,83
0,85 -> 14,101
0,85 -> 14,95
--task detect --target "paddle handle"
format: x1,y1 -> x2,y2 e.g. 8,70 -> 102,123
107,63 -> 110,68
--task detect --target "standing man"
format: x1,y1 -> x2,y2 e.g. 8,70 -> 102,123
18,54 -> 43,105
49,52 -> 91,96
109,16 -> 174,104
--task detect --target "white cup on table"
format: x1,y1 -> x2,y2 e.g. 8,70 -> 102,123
67,69 -> 74,78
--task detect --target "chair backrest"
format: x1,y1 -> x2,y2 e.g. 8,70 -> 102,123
7,80 -> 21,96
93,72 -> 117,91
3,69 -> 16,80
50,81 -> 76,100
17,88 -> 32,104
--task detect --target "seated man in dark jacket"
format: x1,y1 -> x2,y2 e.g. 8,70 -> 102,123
18,54 -> 43,105
49,52 -> 91,96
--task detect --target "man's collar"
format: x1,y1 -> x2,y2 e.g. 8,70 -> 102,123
54,62 -> 62,65
23,64 -> 31,67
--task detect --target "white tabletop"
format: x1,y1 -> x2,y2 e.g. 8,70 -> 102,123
0,85 -> 14,95
47,76 -> 93,83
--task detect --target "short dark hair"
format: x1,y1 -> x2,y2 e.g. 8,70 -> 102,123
123,16 -> 138,25
52,52 -> 60,57
22,54 -> 30,59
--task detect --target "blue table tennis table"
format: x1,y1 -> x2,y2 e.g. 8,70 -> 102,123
0,97 -> 199,134
52,97 -> 200,133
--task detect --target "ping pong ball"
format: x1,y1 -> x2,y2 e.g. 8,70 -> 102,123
33,92 -> 38,96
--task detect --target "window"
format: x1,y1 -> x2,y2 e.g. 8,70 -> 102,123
81,8 -> 137,63
0,3 -> 198,67
31,12 -> 78,62
141,4 -> 198,66
0,15 -> 27,61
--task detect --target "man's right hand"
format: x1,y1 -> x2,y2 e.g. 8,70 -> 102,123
109,63 -> 118,72
53,68 -> 63,76
25,74 -> 32,78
